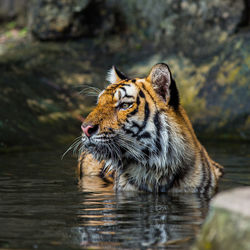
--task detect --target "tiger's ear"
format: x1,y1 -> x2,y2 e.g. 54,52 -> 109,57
146,63 -> 179,109
106,66 -> 128,84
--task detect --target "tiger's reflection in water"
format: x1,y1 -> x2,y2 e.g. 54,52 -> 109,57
75,176 -> 210,249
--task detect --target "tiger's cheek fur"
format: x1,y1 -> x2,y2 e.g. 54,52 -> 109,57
118,94 -> 156,140
117,110 -> 130,126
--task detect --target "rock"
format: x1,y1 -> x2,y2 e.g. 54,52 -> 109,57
28,0 -> 117,40
212,188 -> 250,217
107,0 -> 245,57
0,0 -> 28,25
28,0 -> 89,40
194,33 -> 250,139
193,187 -> 250,250
28,0 -> 246,47
0,42 -> 97,151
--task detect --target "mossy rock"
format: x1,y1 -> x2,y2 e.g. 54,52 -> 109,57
193,188 -> 250,250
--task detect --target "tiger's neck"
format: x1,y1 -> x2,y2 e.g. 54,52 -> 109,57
114,111 -> 197,192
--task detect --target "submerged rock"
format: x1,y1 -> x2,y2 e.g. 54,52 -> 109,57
193,187 -> 250,250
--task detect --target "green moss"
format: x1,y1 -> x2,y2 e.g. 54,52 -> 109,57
193,208 -> 250,250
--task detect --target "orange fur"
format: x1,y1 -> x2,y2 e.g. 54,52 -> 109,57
78,63 -> 223,194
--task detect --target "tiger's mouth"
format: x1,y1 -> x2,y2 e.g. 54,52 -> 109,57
81,133 -> 117,147
81,133 -> 123,164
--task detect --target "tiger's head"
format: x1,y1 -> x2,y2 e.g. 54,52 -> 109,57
80,63 -> 181,170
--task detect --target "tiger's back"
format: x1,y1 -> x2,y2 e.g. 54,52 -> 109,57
78,63 -> 223,194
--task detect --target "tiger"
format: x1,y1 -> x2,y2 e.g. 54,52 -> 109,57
77,63 -> 223,194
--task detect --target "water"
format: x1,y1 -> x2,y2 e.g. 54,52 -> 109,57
0,141 -> 249,249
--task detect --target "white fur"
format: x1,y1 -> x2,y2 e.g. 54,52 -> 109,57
114,84 -> 136,101
97,90 -> 104,101
106,66 -> 117,84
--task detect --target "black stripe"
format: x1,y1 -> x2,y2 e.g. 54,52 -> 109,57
119,86 -> 127,93
197,150 -> 207,193
139,90 -> 145,98
168,78 -> 180,110
153,111 -> 162,154
136,95 -> 140,105
131,121 -> 140,129
117,83 -> 131,87
142,147 -> 150,157
108,128 -> 114,133
131,122 -> 140,134
121,126 -> 136,136
141,83 -> 157,106
158,175 -> 176,192
167,127 -> 172,155
119,87 -> 134,99
173,161 -> 192,187
154,111 -> 162,131
99,168 -> 114,184
200,165 -> 207,193
203,150 -> 212,193
124,94 -> 134,98
114,66 -> 128,80
137,101 -> 150,132
118,87 -> 126,100
127,95 -> 140,117
79,156 -> 85,179
127,174 -> 150,192
127,107 -> 138,117
125,92 -> 150,138
133,101 -> 150,139
108,83 -> 131,93
137,132 -> 151,140
177,112 -> 199,149
158,159 -> 192,192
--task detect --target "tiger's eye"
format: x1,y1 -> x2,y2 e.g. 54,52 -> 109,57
119,102 -> 132,110
121,103 -> 129,109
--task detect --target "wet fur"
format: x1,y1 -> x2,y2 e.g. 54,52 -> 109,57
78,63 -> 223,194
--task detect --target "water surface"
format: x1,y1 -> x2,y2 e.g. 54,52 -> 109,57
0,141 -> 249,249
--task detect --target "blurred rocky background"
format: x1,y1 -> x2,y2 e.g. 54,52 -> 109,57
0,0 -> 249,151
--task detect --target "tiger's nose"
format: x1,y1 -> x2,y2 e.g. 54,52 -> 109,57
81,124 -> 99,137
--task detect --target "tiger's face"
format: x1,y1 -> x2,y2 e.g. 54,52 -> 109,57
81,64 -> 180,169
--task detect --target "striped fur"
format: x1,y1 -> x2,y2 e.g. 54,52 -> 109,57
78,63 -> 223,194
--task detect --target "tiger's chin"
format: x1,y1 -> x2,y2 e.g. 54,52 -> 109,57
82,140 -> 122,169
